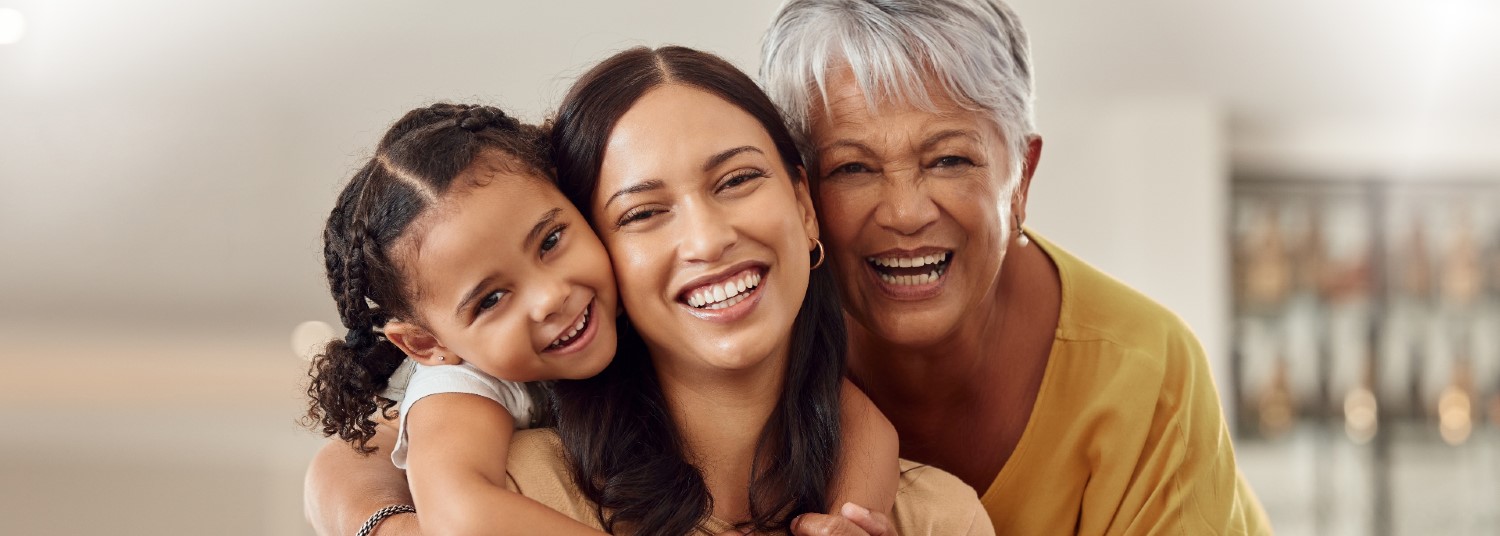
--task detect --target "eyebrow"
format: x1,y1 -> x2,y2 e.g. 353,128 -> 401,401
453,206 -> 561,319
703,145 -> 763,172
817,130 -> 980,156
918,129 -> 981,152
816,139 -> 873,155
525,207 -> 563,250
454,275 -> 496,320
603,179 -> 665,210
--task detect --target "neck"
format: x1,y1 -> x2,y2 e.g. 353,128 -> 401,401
846,242 -> 1058,446
652,345 -> 789,523
847,263 -> 1015,411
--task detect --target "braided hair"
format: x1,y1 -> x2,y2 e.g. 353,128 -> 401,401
304,103 -> 553,453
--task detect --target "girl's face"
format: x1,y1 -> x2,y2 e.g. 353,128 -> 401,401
590,84 -> 819,376
386,158 -> 618,383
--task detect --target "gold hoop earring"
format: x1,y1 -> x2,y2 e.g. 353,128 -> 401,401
810,238 -> 826,270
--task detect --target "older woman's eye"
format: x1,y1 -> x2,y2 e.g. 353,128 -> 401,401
932,155 -> 974,168
829,162 -> 873,176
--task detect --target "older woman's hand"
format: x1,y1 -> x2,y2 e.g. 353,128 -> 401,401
789,503 -> 892,536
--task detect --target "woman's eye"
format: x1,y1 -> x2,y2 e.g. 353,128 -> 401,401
829,162 -> 872,176
617,208 -> 663,228
719,170 -> 767,192
540,226 -> 565,254
478,291 -> 505,312
932,155 -> 973,168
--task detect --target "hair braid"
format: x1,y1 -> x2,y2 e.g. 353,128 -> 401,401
306,100 -> 555,454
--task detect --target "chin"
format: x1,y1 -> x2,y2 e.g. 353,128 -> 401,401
863,310 -> 961,349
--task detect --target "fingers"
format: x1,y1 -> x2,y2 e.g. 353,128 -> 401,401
840,502 -> 892,536
791,512 -> 872,536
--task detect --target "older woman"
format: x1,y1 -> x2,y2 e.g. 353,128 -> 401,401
761,0 -> 1269,533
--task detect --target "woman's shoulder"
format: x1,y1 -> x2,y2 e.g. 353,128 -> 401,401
891,459 -> 996,535
504,429 -> 607,530
1030,231 -> 1203,364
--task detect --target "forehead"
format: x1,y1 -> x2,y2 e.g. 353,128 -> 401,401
813,67 -> 981,136
400,171 -> 558,292
600,84 -> 777,178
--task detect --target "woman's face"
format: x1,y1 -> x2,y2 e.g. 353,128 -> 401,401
591,84 -> 819,375
389,162 -> 618,383
808,70 -> 1019,348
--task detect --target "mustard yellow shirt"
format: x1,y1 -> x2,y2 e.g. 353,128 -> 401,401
980,232 -> 1271,534
504,429 -> 994,535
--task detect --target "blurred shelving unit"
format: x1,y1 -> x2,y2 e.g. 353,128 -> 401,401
1230,177 -> 1500,535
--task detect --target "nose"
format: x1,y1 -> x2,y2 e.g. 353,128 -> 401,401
678,199 -> 737,263
526,272 -> 572,325
872,179 -> 939,236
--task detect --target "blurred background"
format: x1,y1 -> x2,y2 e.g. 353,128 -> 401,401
0,0 -> 1496,534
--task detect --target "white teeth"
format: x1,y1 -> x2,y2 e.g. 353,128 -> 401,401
549,305 -> 591,348
877,268 -> 943,286
868,252 -> 950,268
684,271 -> 761,309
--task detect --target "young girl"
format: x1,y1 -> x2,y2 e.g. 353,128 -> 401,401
305,103 -> 897,535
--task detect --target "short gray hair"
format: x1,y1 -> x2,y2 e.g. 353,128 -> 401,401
761,0 -> 1036,175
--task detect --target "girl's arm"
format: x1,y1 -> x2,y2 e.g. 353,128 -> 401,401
830,379 -> 899,517
403,393 -> 607,536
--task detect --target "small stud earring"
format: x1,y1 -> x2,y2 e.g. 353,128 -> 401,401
435,355 -> 445,362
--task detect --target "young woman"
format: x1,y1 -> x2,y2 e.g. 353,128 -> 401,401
304,47 -> 991,536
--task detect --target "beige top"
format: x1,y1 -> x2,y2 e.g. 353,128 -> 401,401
504,429 -> 995,535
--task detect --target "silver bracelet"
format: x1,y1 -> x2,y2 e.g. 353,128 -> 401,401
355,504 -> 415,536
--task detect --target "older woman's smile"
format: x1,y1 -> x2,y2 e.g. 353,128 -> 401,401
866,249 -> 953,292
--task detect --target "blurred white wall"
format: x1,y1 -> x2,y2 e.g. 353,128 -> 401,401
2,1 -> 1498,534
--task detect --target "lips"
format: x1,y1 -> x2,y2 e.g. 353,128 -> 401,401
544,298 -> 594,352
684,269 -> 762,309
673,262 -> 770,323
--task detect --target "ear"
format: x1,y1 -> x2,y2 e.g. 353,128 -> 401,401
1012,135 -> 1044,225
793,165 -> 820,242
383,320 -> 463,366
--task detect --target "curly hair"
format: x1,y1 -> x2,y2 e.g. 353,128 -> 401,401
303,103 -> 553,453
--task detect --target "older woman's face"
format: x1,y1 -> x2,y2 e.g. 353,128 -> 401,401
591,84 -> 819,374
809,70 -> 1018,348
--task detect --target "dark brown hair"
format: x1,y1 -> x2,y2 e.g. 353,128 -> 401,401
549,46 -> 846,535
303,103 -> 553,453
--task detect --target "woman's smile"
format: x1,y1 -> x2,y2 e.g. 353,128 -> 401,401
863,248 -> 954,300
677,263 -> 768,322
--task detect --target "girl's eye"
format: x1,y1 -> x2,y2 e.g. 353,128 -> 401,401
829,162 -> 873,176
478,290 -> 506,312
540,225 -> 565,254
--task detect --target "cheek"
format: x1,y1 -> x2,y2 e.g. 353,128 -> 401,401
602,238 -> 663,310
815,184 -> 875,248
